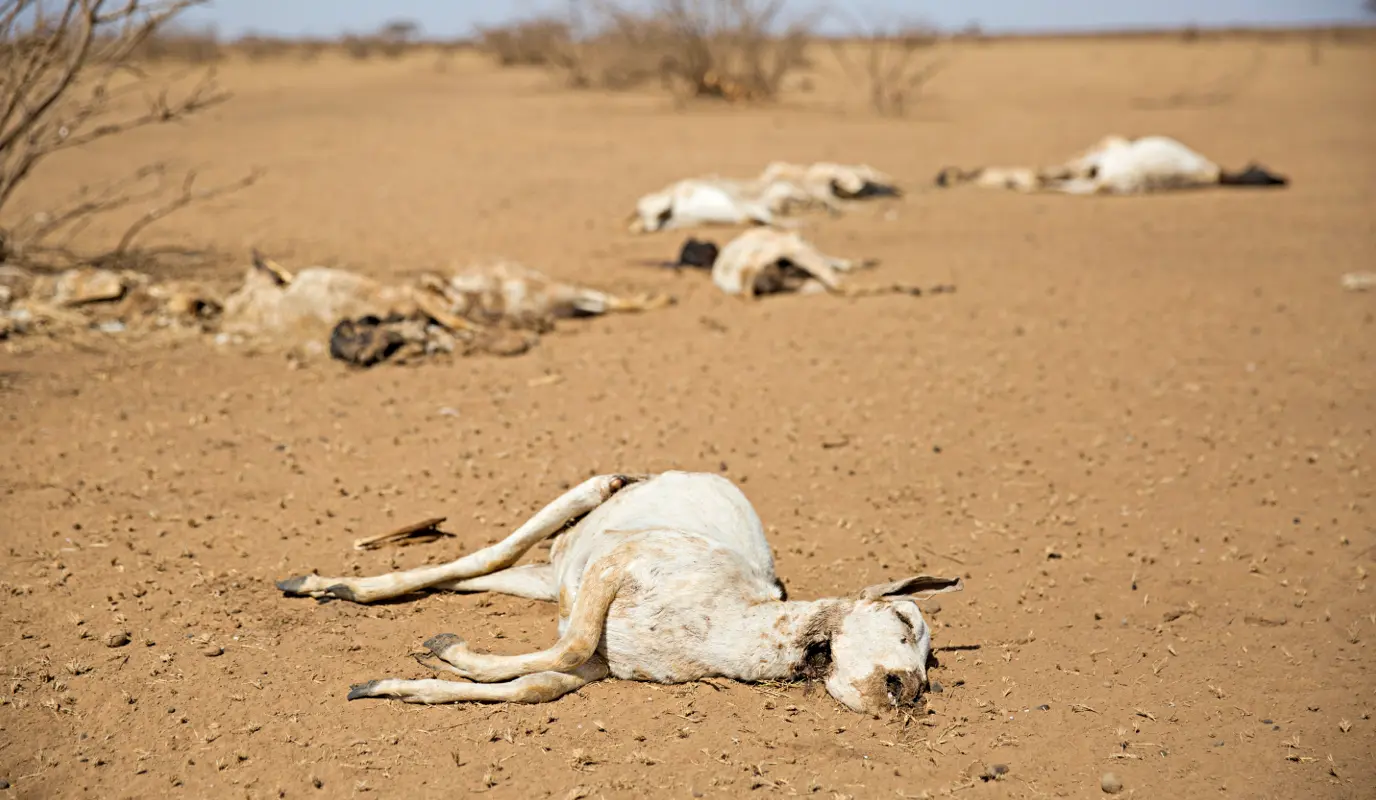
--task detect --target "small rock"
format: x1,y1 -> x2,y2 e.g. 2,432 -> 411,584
928,681 -> 943,693
51,268 -> 127,306
925,600 -> 942,615
1261,719 -> 1273,725
311,775 -> 323,789
0,778 -> 10,789
1101,772 -> 1123,794
103,631 -> 131,648
201,645 -> 223,657
1037,704 -> 1050,711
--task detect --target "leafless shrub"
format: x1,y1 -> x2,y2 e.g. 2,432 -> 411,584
130,21 -> 222,63
0,0 -> 261,268
831,19 -> 947,116
234,32 -> 305,61
480,0 -> 817,104
341,19 -> 421,60
645,0 -> 816,103
477,17 -> 576,67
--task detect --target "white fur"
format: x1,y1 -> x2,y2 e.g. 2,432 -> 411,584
628,177 -> 817,233
629,162 -> 901,233
278,472 -> 963,713
939,135 -> 1261,195
758,161 -> 901,203
709,227 -> 872,298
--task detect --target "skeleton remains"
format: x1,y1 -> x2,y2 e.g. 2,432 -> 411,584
934,134 -> 1288,195
277,471 -> 964,713
0,253 -> 672,365
221,253 -> 673,365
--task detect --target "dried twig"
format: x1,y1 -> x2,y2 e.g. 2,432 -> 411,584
112,167 -> 262,255
353,517 -> 454,551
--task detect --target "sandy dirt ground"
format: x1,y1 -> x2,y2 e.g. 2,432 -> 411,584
1,34 -> 1373,799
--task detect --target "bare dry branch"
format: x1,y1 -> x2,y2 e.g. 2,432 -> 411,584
831,15 -> 947,116
480,0 -> 817,103
112,167 -> 262,255
0,0 -> 258,267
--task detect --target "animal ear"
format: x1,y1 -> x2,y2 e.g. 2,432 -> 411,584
858,575 -> 963,600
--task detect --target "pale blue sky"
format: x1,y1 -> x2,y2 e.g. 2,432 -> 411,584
179,0 -> 1371,39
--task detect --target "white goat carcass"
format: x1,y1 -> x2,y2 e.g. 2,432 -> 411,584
629,163 -> 902,233
278,471 -> 964,713
660,228 -> 949,300
758,161 -> 903,203
628,177 -> 820,233
934,135 -> 1288,195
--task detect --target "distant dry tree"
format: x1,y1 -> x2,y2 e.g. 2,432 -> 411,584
0,0 -> 261,268
831,19 -> 947,116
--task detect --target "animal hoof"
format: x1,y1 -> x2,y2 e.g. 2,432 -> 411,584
347,680 -> 381,701
276,576 -> 312,595
424,633 -> 465,655
325,584 -> 359,603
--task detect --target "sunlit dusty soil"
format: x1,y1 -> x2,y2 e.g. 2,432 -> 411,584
1,34 -> 1373,799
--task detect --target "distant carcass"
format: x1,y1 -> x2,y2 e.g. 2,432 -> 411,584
629,162 -> 902,233
935,135 -> 1288,195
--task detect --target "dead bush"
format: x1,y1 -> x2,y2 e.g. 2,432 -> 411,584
634,0 -> 815,102
832,22 -> 948,116
234,33 -> 303,61
131,22 -> 222,63
341,19 -> 421,60
477,17 -> 576,67
0,0 -> 261,269
481,0 -> 817,104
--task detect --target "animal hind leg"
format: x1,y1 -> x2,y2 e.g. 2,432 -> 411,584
349,656 -> 611,705
419,549 -> 625,682
276,473 -> 646,604
432,563 -> 557,601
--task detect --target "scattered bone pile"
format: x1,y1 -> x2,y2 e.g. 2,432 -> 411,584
0,253 -> 672,367
0,264 -> 219,342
